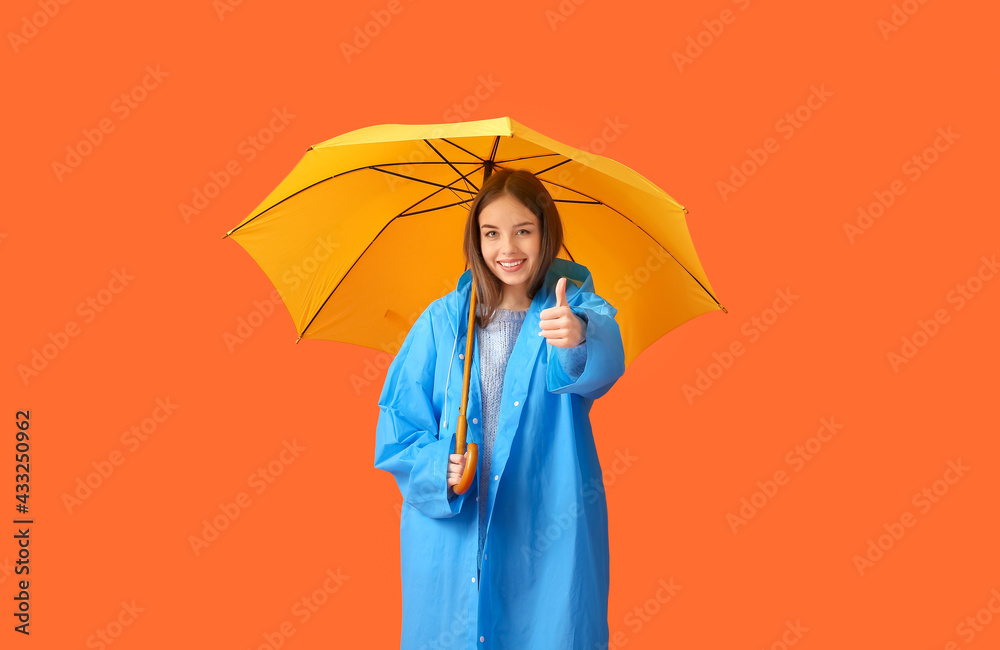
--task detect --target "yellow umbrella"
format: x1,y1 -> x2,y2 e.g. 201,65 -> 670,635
224,116 -> 725,360
223,116 -> 726,492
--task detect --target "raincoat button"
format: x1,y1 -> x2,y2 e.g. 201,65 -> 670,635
471,577 -> 476,583
514,400 -> 519,406
480,636 -> 485,642
494,475 -> 498,481
473,418 -> 478,424
460,353 -> 464,359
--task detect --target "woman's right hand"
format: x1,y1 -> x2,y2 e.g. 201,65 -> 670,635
447,451 -> 470,491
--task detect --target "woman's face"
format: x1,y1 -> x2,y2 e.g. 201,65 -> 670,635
478,193 -> 541,294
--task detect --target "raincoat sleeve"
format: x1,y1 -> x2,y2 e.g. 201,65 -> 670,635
373,305 -> 471,519
546,289 -> 626,400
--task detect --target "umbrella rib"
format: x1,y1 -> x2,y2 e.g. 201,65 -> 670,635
226,175 -> 336,236
399,198 -> 475,217
536,177 -> 726,312
226,163 -> 483,236
489,136 -> 500,164
368,167 -> 478,194
423,139 -> 480,195
494,153 -> 561,164
536,175 -> 614,203
298,171 -> 481,339
440,138 -> 486,162
298,192 -> 477,339
533,158 -> 572,177
393,164 -> 484,216
352,161 -> 482,168
560,194 -> 726,311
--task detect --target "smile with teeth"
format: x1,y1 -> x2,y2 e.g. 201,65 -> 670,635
499,259 -> 525,269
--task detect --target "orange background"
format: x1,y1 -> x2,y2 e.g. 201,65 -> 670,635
3,1 -> 999,647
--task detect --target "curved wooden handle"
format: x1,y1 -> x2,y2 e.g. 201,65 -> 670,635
453,442 -> 478,495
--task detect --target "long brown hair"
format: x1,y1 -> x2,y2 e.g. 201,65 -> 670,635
463,168 -> 564,328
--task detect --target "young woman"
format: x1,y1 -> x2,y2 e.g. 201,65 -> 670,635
374,168 -> 626,649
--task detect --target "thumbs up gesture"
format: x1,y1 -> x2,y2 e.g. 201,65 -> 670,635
539,277 -> 586,348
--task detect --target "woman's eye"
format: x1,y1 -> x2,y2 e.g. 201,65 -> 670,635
484,230 -> 530,238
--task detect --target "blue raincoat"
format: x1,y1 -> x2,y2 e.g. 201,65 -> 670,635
374,257 -> 626,649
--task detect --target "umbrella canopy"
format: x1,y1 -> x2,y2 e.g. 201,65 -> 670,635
224,116 -> 725,367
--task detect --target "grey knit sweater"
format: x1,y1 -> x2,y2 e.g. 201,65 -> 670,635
475,305 -> 588,572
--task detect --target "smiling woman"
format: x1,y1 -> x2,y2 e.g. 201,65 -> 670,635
374,167 -> 626,649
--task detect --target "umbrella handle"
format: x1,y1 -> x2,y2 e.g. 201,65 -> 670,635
453,439 -> 478,495
452,273 -> 479,495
